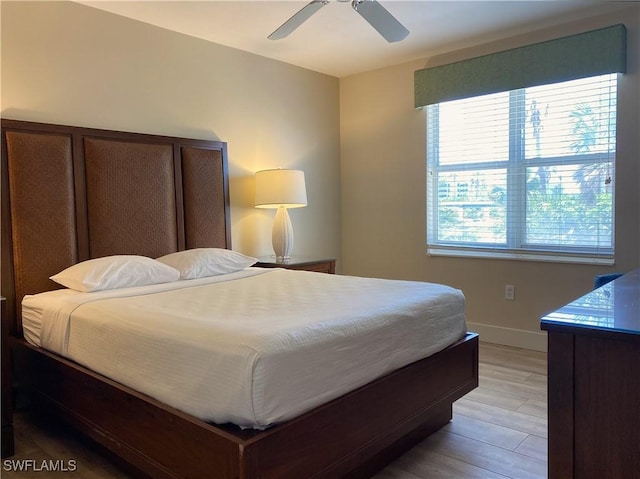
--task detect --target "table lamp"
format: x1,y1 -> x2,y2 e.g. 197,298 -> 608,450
255,169 -> 307,262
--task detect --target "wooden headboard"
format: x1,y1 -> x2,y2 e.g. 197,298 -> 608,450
1,120 -> 230,334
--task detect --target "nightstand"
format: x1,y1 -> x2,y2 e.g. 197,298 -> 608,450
1,296 -> 14,458
255,257 -> 336,274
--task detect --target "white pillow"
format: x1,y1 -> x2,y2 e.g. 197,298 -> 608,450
50,255 -> 180,292
156,248 -> 257,279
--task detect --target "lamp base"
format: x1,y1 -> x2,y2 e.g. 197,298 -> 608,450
272,207 -> 294,261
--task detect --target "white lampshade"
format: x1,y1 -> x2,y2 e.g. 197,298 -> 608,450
254,169 -> 307,262
255,169 -> 307,209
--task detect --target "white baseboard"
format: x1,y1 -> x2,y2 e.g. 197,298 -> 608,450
467,322 -> 547,352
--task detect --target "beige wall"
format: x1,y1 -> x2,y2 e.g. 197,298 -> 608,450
1,0 -> 342,261
340,7 -> 640,350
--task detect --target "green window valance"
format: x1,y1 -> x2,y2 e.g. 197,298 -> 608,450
414,24 -> 627,108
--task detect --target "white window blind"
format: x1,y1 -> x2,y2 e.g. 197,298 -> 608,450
427,74 -> 617,264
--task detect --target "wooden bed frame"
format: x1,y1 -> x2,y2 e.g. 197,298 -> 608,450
1,119 -> 478,478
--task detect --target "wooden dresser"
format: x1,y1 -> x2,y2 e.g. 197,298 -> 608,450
541,269 -> 640,478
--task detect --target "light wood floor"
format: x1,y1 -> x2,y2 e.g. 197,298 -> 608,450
4,342 -> 547,478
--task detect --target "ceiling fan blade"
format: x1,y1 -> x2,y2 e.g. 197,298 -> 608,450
268,0 -> 329,40
352,0 -> 409,43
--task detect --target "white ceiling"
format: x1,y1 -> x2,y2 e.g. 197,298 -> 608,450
80,1 -> 631,78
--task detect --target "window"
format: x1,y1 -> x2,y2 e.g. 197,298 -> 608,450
427,74 -> 617,263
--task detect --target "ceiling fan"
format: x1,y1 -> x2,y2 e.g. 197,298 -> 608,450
268,0 -> 409,43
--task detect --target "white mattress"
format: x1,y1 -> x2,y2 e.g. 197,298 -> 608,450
22,268 -> 466,429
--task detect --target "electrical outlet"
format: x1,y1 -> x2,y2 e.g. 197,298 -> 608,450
505,284 -> 515,300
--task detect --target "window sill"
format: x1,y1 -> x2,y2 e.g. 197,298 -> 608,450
427,247 -> 614,265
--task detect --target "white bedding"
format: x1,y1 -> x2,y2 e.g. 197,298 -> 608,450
22,268 -> 466,428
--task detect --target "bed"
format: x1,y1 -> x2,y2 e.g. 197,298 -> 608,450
1,119 -> 478,478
